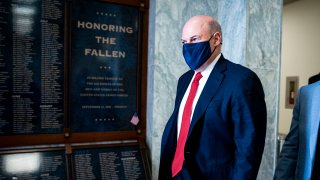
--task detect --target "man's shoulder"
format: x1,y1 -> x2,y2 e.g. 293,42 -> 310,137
222,58 -> 258,81
179,69 -> 194,80
301,81 -> 320,96
225,59 -> 254,74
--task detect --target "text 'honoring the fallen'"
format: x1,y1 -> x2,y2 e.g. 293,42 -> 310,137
77,21 -> 134,58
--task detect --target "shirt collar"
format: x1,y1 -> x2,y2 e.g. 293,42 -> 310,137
196,53 -> 221,78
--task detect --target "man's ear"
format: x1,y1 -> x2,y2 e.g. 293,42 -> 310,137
213,32 -> 222,46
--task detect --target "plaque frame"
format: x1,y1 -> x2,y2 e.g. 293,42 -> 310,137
0,146 -> 70,180
0,0 -> 149,154
70,141 -> 151,180
0,141 -> 151,180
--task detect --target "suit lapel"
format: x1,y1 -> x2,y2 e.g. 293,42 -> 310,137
188,56 -> 227,137
163,70 -> 194,149
176,70 -> 195,111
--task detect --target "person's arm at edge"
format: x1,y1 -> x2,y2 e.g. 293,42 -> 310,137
273,90 -> 301,180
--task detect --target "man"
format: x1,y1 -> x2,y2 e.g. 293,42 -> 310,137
159,15 -> 267,180
274,81 -> 320,180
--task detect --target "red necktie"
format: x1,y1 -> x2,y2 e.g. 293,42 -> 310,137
172,72 -> 203,177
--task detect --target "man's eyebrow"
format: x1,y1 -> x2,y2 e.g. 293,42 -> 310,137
181,35 -> 200,41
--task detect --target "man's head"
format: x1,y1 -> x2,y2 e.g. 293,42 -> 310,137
181,15 -> 222,71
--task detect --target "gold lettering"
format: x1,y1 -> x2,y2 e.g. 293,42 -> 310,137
84,49 -> 126,58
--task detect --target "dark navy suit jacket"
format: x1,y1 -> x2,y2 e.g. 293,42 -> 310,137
159,55 -> 267,180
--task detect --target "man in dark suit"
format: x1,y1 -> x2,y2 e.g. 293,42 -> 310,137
159,15 -> 267,180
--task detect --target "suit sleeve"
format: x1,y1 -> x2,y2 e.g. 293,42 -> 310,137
231,72 -> 267,180
273,90 -> 301,180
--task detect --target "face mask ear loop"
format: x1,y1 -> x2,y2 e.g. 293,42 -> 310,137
208,33 -> 217,55
210,45 -> 216,56
208,34 -> 214,41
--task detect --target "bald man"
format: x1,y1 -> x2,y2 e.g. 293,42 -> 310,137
159,15 -> 267,180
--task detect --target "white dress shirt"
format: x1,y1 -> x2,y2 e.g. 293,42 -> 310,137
177,53 -> 221,138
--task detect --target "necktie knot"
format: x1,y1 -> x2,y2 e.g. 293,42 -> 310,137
193,72 -> 202,83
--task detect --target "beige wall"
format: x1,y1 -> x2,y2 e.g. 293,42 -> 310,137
279,0 -> 320,134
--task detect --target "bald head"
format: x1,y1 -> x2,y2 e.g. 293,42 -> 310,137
182,15 -> 222,44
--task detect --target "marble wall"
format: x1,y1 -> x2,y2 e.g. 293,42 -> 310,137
147,0 -> 282,179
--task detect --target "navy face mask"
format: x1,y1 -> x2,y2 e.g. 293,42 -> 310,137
182,35 -> 215,70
